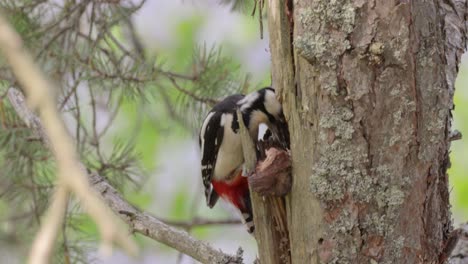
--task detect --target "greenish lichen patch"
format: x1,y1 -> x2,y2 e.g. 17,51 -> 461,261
363,213 -> 389,236
387,236 -> 405,261
311,101 -> 410,261
298,1 -> 356,34
369,42 -> 384,55
311,105 -> 368,203
387,85 -> 416,147
318,106 -> 354,140
366,42 -> 385,64
372,165 -> 408,211
386,187 -> 405,206
319,67 -> 340,95
294,33 -> 351,65
294,1 -> 356,64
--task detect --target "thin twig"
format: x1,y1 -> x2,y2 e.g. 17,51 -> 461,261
162,217 -> 242,229
168,76 -> 219,106
259,0 -> 264,39
28,185 -> 69,264
97,91 -> 125,139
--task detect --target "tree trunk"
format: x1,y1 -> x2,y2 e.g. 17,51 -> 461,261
267,0 -> 467,263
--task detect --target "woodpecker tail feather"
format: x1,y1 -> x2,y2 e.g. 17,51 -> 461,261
240,194 -> 254,234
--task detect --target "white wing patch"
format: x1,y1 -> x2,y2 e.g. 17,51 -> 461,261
257,123 -> 268,141
238,91 -> 260,112
220,113 -> 228,126
200,112 -> 215,157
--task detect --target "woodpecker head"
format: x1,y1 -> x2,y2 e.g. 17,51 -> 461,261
238,87 -> 290,148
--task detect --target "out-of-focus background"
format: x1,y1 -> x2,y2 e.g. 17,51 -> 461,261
106,1 -> 269,262
113,1 -> 269,262
451,54 -> 468,225
0,0 -> 467,263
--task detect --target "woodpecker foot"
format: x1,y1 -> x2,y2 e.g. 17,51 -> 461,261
241,165 -> 253,177
249,147 -> 292,196
241,166 -> 255,178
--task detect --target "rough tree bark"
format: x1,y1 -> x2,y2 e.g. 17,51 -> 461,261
267,0 -> 467,263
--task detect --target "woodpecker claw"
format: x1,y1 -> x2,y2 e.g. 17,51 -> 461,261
242,166 -> 248,177
241,166 -> 255,177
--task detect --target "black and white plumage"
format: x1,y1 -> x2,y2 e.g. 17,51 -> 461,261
199,94 -> 244,207
198,87 -> 289,233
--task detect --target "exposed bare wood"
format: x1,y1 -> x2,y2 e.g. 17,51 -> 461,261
266,0 -> 324,262
249,148 -> 292,197
236,109 -> 291,264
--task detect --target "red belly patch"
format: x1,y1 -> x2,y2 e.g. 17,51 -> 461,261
211,171 -> 249,211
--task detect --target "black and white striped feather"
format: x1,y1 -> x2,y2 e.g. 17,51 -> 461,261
199,94 -> 244,208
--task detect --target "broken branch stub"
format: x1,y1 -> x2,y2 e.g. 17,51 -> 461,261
249,147 -> 292,196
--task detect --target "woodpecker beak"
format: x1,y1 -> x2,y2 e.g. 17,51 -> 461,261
270,114 -> 290,149
276,119 -> 290,149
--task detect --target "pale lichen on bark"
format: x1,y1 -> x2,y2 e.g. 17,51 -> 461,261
293,1 -> 355,62
293,0 -> 357,95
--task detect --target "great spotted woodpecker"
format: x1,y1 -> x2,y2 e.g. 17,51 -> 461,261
199,87 -> 289,233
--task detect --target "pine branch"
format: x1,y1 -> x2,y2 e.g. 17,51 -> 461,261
7,85 -> 244,263
161,217 -> 242,230
7,66 -> 245,264
0,14 -> 138,263
7,86 -> 244,264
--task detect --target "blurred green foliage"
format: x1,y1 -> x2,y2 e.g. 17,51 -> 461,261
173,15 -> 206,67
450,61 -> 468,224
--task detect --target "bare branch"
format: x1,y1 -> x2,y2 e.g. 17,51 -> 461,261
162,217 -> 242,230
89,172 -> 244,264
169,76 -> 219,106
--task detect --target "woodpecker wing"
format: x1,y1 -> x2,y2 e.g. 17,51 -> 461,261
199,94 -> 244,208
199,111 -> 223,207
